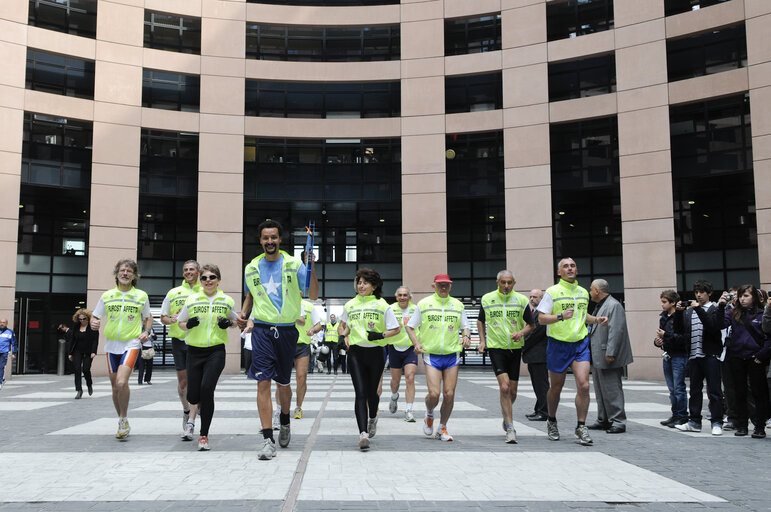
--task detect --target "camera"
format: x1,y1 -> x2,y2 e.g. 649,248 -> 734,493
725,293 -> 735,301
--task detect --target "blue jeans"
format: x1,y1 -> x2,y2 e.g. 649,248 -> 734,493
663,355 -> 688,419
0,351 -> 9,383
688,355 -> 723,426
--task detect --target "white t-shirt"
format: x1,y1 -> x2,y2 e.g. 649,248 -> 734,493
536,292 -> 555,315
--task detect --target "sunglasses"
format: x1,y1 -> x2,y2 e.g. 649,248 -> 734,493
78,317 -> 87,321
200,275 -> 218,282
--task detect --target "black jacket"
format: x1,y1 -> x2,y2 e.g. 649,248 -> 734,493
522,309 -> 547,364
658,310 -> 687,355
66,325 -> 99,355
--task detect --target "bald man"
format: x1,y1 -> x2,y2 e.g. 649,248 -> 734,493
523,289 -> 549,421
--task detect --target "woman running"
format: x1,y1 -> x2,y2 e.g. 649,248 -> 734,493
338,268 -> 400,450
178,264 -> 238,451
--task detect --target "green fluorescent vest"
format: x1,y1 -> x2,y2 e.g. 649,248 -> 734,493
183,290 -> 235,348
343,294 -> 390,347
245,251 -> 302,324
101,286 -> 149,342
416,293 -> 465,355
544,279 -> 590,342
480,289 -> 529,350
389,302 -> 416,347
296,300 -> 314,345
165,281 -> 200,339
324,322 -> 338,343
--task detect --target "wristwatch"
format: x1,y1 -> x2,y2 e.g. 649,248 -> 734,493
557,313 -> 564,321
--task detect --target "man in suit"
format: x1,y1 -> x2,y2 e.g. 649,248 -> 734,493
522,289 -> 549,421
587,279 -> 633,434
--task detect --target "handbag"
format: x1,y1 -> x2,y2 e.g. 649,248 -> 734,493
141,346 -> 155,360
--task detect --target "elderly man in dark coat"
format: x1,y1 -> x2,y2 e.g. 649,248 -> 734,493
587,279 -> 633,434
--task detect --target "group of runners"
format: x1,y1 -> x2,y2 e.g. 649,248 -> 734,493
91,220 -> 608,455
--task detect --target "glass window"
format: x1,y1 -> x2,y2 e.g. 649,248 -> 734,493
549,117 -> 622,289
21,113 -> 92,190
142,69 -> 200,112
243,137 -> 401,298
445,14 -> 502,56
665,0 -> 732,17
547,0 -> 614,42
666,25 -> 747,82
445,72 -> 502,114
26,48 -> 95,99
144,10 -> 201,54
548,53 -> 616,102
246,24 -> 400,61
28,0 -> 97,38
245,81 -> 400,118
670,94 -> 756,292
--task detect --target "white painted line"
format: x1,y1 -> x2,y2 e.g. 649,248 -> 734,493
315,417 -> 546,438
49,417 -> 313,436
10,392 -> 115,399
134,400 -> 486,412
0,402 -> 68,411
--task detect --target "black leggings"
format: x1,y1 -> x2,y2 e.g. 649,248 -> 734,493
71,351 -> 93,392
348,345 -> 385,433
186,344 -> 226,437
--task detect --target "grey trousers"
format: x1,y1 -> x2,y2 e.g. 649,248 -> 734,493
592,366 -> 626,426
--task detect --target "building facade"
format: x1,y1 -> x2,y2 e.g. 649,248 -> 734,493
1,0 -> 769,379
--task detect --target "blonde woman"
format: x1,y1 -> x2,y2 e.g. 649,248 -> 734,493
66,308 -> 98,399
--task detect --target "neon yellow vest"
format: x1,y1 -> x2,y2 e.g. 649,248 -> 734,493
481,289 -> 530,350
296,300 -> 315,345
101,286 -> 148,342
324,322 -> 339,343
164,281 -> 200,339
245,251 -> 302,324
416,293 -> 464,355
544,279 -> 590,342
389,302 -> 416,348
183,290 -> 235,348
343,295 -> 390,347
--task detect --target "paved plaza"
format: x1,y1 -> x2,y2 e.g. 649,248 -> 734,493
0,367 -> 768,511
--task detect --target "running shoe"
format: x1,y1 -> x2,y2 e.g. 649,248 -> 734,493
294,407 -> 303,419
711,424 -> 723,436
404,410 -> 415,423
423,416 -> 434,436
272,408 -> 280,430
505,426 -> 518,444
278,423 -> 291,448
258,438 -> 276,460
197,436 -> 210,451
435,426 -> 453,442
574,425 -> 593,446
182,421 -> 194,441
182,409 -> 190,430
358,432 -> 370,451
675,421 -> 701,432
389,393 -> 399,414
116,418 -> 130,439
367,414 -> 378,438
546,419 -> 560,441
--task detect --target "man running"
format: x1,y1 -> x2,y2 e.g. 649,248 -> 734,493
239,220 -> 318,460
386,286 -> 419,421
536,258 -> 607,445
289,298 -> 322,420
91,259 -> 153,439
477,270 -> 535,443
160,260 -> 200,441
406,274 -> 471,441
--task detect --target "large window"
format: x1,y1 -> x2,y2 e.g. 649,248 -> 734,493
243,137 -> 401,298
246,24 -> 400,61
18,112 -> 92,295
547,0 -> 614,42
142,69 -> 200,112
666,25 -> 747,82
444,14 -> 502,56
28,0 -> 97,38
550,117 -> 622,292
445,72 -> 502,114
144,10 -> 201,54
445,131 -> 505,299
26,49 -> 95,99
548,53 -> 616,102
670,94 -> 756,292
665,0 -> 733,17
245,81 -> 400,118
139,130 -> 198,296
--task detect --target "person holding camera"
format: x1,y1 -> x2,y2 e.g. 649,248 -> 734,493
655,290 -> 688,427
178,264 -> 239,451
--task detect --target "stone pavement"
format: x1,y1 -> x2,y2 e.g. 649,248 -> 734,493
0,368 -> 768,512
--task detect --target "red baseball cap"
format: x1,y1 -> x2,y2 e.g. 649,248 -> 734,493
433,274 -> 453,283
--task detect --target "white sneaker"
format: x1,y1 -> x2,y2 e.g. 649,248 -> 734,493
423,416 -> 434,436
404,410 -> 415,422
182,421 -> 194,441
116,418 -> 130,439
358,432 -> 370,451
197,436 -> 210,451
258,438 -> 276,460
272,409 -> 280,430
367,415 -> 378,438
435,426 -> 453,442
675,422 -> 702,432
711,424 -> 723,436
389,393 -> 399,414
505,426 -> 518,444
